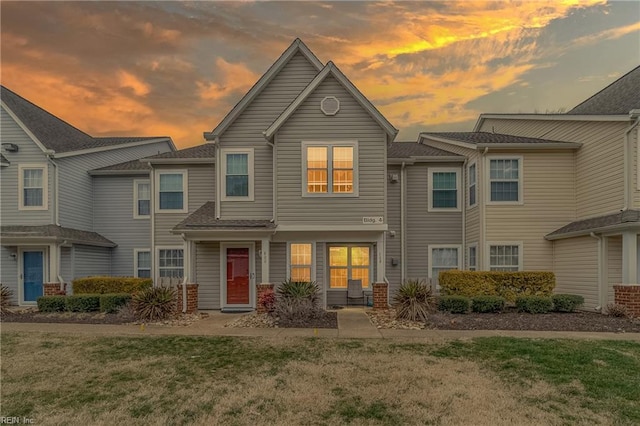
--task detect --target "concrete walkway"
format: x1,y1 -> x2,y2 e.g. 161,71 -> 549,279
2,308 -> 639,342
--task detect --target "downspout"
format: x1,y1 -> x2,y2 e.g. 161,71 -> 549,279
45,152 -> 59,225
214,137 -> 221,219
461,158 -> 468,268
147,162 -> 156,286
479,147 -> 489,269
265,133 -> 276,222
57,239 -> 68,292
180,233 -> 189,313
623,111 -> 640,210
400,161 -> 406,283
590,232 -> 603,312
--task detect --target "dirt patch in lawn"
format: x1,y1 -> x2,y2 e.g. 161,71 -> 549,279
226,311 -> 338,329
368,308 -> 640,332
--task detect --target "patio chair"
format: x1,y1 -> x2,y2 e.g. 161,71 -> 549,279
347,279 -> 365,306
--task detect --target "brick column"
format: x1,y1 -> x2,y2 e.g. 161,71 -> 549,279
176,284 -> 199,314
256,283 -> 275,314
372,282 -> 388,310
614,284 -> 640,318
43,283 -> 66,296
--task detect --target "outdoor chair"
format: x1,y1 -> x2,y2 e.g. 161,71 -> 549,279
347,279 -> 366,306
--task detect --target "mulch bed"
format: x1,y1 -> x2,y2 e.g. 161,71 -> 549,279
1,309 -> 206,326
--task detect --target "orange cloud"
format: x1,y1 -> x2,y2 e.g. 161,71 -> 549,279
117,70 -> 150,96
197,58 -> 260,101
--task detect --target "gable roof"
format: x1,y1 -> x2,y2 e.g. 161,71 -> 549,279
264,61 -> 398,141
204,39 -> 324,141
568,66 -> 640,115
546,209 -> 640,240
144,143 -> 215,160
387,142 -> 462,160
421,132 -> 581,149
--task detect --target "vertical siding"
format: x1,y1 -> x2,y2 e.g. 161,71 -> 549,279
73,245 -> 111,279
385,165 -> 402,289
195,242 -> 220,309
1,246 -> 18,303
276,75 -> 386,225
0,107 -> 53,225
219,52 -> 319,220
607,236 -> 622,305
552,236 -> 599,310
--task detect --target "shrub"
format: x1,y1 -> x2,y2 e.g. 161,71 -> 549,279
73,276 -> 152,295
275,279 -> 322,323
131,286 -> 176,322
100,293 -> 132,314
277,279 -> 320,303
471,295 -> 505,313
439,271 -> 555,302
258,288 -> 276,314
516,296 -> 553,314
552,294 -> 584,313
437,296 -> 471,314
393,279 -> 435,322
1,285 -> 14,315
65,295 -> 101,312
606,303 -> 630,318
37,296 -> 67,313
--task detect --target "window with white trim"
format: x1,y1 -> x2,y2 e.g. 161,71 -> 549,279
135,250 -> 151,278
302,141 -> 358,196
430,246 -> 460,288
156,171 -> 187,212
222,149 -> 254,200
489,158 -> 520,202
134,180 -> 150,218
158,248 -> 184,278
328,245 -> 370,289
468,245 -> 477,271
428,169 -> 460,211
489,245 -> 520,271
468,163 -> 477,207
19,164 -> 48,210
289,243 -> 313,282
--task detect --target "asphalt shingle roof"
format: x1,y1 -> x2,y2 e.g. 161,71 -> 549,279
546,210 -> 640,238
145,143 -> 215,159
568,66 -> 640,115
423,132 -> 576,145
387,142 -> 461,158
92,159 -> 150,172
173,202 -> 276,230
1,225 -> 116,247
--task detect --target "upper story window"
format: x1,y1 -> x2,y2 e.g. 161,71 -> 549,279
428,168 -> 461,211
19,164 -> 48,210
134,180 -> 150,219
468,163 -> 477,207
222,148 -> 254,201
302,141 -> 358,197
289,243 -> 313,282
156,170 -> 187,213
489,158 -> 522,203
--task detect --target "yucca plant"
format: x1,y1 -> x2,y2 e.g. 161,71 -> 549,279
1,285 -> 14,316
393,279 -> 435,322
277,279 -> 320,303
131,286 -> 176,322
275,279 -> 322,322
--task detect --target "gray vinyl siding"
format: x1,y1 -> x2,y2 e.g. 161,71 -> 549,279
73,244 -> 111,280
195,242 -> 220,309
219,52 -> 319,220
316,242 -> 326,306
0,107 -> 53,225
1,246 -> 18,304
270,242 -> 287,285
276,75 -> 386,225
385,165 -> 402,291
60,247 -> 72,284
552,236 -> 599,310
93,175 -> 150,276
56,141 -> 172,231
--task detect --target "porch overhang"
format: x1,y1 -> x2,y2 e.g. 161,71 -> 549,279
545,210 -> 640,240
1,225 -> 116,248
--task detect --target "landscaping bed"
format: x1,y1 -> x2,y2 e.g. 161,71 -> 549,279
225,311 -> 338,329
1,308 -> 206,326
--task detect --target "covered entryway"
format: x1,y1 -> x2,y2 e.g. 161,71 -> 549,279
221,243 -> 255,310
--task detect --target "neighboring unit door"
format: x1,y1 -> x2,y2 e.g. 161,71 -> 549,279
23,250 -> 44,303
226,247 -> 250,305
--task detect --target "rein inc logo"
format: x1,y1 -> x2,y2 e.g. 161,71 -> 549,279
0,418 -> 33,424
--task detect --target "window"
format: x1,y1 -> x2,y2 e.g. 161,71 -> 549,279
134,180 -> 150,218
329,245 -> 370,289
430,246 -> 461,288
19,164 -> 48,210
222,149 -> 254,201
468,245 -> 477,271
428,169 -> 460,211
158,248 -> 184,278
489,158 -> 521,202
302,141 -> 358,196
489,244 -> 521,271
156,171 -> 187,212
468,163 -> 477,207
289,243 -> 313,282
135,249 -> 151,278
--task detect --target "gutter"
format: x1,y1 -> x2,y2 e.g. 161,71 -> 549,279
545,221 -> 640,240
479,147 -> 489,269
475,142 -> 582,150
461,158 -> 467,268
214,137 -> 221,220
623,110 -> 640,210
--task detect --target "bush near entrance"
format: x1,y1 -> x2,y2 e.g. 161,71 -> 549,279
439,271 -> 555,302
73,276 -> 152,295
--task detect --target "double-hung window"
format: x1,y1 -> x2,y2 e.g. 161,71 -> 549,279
19,164 -> 48,210
468,245 -> 477,271
489,244 -> 521,271
222,148 -> 254,201
134,249 -> 151,278
156,171 -> 187,212
489,158 -> 521,203
134,180 -> 150,218
429,246 -> 461,288
158,248 -> 184,278
302,141 -> 358,196
428,169 -> 460,211
289,243 -> 313,282
468,163 -> 477,207
328,245 -> 370,289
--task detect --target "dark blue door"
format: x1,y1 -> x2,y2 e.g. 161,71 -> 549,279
23,251 -> 44,302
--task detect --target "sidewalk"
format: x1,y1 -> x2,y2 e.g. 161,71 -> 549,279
2,308 -> 639,342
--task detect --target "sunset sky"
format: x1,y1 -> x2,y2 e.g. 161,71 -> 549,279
2,1 -> 639,148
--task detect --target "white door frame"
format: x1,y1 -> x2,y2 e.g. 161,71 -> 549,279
18,246 -> 48,305
220,242 -> 256,310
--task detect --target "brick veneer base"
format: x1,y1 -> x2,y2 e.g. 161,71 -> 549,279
614,285 -> 640,318
372,282 -> 388,310
256,283 -> 275,314
44,283 -> 67,296
176,284 -> 199,314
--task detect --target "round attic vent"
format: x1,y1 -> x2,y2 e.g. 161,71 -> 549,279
320,96 -> 340,116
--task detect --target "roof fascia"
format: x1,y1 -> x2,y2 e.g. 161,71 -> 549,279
53,138 -> 173,158
0,235 -> 116,247
88,169 -> 150,176
419,134 -> 477,150
205,39 -> 324,141
545,222 -> 640,240
474,113 -> 630,131
476,142 -> 582,150
143,158 -> 214,165
1,101 -> 53,154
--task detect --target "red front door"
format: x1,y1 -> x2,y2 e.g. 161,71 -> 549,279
226,247 -> 250,305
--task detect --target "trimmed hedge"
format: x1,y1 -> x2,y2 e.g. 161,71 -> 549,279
100,293 -> 132,314
437,296 -> 471,314
439,271 -> 555,302
73,276 -> 152,295
37,296 -> 67,313
552,294 -> 584,313
516,296 -> 553,314
65,295 -> 100,312
471,296 -> 505,313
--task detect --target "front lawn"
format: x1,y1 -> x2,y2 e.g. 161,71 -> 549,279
1,333 -> 638,425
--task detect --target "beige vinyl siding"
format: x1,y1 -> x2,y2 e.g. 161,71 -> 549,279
385,165 -> 402,289
276,75 -> 386,225
195,242 -> 220,309
479,118 -> 626,219
607,236 -> 622,305
633,127 -> 640,208
219,52 -> 319,220
552,236 -> 599,310
485,151 -> 575,271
